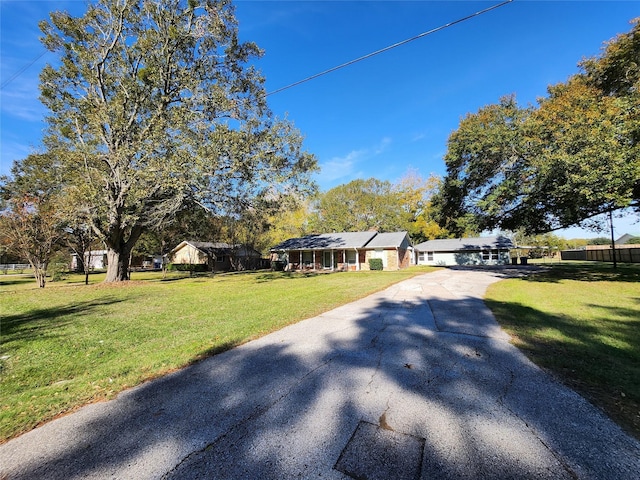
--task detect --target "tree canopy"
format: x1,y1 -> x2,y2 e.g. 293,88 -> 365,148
0,153 -> 66,287
434,18 -> 640,236
35,0 -> 317,282
309,174 -> 448,241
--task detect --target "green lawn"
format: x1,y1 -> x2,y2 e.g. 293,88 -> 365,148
485,262 -> 640,439
0,267 -> 437,441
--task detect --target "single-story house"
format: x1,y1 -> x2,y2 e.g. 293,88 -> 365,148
414,236 -> 513,266
71,250 -> 108,271
270,231 -> 413,271
168,241 -> 265,272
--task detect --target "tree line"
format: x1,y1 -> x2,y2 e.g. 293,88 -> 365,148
1,2 -> 638,287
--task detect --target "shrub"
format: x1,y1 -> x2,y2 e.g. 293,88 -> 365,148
166,263 -> 208,273
369,258 -> 383,271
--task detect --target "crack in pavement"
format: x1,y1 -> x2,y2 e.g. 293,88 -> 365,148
161,357 -> 334,479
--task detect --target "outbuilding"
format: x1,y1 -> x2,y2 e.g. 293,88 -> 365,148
414,236 -> 513,266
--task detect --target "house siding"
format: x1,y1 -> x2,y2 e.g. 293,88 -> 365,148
172,245 -> 209,265
417,250 -> 510,266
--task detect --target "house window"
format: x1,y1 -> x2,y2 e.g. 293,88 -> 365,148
482,250 -> 499,261
302,251 -> 313,266
346,250 -> 356,265
216,255 -> 225,263
418,252 -> 433,263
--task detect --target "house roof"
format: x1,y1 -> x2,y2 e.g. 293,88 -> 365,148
414,236 -> 514,252
171,241 -> 260,257
271,231 -> 378,251
365,231 -> 410,248
616,233 -> 640,244
271,231 -> 413,251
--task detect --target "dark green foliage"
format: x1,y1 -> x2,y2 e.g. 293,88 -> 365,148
166,263 -> 208,273
368,258 -> 383,271
435,20 -> 640,235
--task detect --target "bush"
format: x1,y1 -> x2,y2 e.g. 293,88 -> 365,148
369,258 -> 383,271
166,263 -> 208,273
49,252 -> 70,282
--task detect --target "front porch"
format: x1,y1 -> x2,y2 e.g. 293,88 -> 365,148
283,249 -> 367,271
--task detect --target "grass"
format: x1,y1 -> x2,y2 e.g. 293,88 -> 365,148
485,262 -> 640,439
0,266 -> 437,442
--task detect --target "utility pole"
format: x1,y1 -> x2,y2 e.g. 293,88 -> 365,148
609,210 -> 617,269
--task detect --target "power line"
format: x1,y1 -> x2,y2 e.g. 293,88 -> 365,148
266,0 -> 514,96
0,49 -> 49,91
1,1 -> 513,94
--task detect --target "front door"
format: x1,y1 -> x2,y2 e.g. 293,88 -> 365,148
322,251 -> 333,269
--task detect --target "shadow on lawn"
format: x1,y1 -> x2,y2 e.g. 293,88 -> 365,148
523,263 -> 640,283
2,298 -> 125,343
486,297 -> 640,439
254,271 -> 322,282
3,273 -> 639,480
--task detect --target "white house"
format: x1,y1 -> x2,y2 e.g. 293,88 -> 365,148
414,236 -> 513,266
71,250 -> 108,271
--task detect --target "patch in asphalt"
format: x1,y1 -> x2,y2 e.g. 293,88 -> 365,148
334,421 -> 425,480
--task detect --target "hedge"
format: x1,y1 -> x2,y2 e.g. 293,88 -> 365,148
368,258 -> 383,271
166,263 -> 209,272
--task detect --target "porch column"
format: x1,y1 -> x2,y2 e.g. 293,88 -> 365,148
331,250 -> 334,271
355,248 -> 360,271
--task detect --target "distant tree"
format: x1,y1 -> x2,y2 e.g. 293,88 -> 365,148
625,236 -> 640,244
0,153 -> 66,288
264,198 -> 313,248
310,178 -> 404,233
38,0 -> 317,282
64,221 -> 96,285
588,237 -> 611,245
395,171 -> 449,243
0,198 -> 61,288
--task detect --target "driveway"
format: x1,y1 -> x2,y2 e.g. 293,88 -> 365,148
1,268 -> 639,479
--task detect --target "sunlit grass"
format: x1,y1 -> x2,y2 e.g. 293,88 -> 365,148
0,266 -> 437,441
485,262 -> 640,439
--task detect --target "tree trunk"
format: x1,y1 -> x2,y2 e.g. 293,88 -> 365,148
34,267 -> 46,288
105,248 -> 131,282
103,225 -> 143,282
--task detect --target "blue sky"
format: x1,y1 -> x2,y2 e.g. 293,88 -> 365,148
1,0 -> 639,238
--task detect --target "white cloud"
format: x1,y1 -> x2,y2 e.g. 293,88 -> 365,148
318,136 -> 393,183
319,149 -> 365,182
374,137 -> 391,154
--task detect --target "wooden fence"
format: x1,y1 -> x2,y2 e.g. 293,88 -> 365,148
561,246 -> 640,263
585,247 -> 640,263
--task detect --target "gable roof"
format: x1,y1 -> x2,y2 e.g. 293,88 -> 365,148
271,232 -> 378,251
414,236 -> 513,252
171,241 -> 260,257
616,233 -> 640,244
365,231 -> 410,248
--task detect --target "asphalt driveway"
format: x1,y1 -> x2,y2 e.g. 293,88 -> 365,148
1,267 -> 639,479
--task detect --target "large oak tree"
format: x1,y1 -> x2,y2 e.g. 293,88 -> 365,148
38,0 -> 316,282
435,19 -> 639,236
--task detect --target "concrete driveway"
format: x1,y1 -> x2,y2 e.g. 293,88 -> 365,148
1,268 -> 639,479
